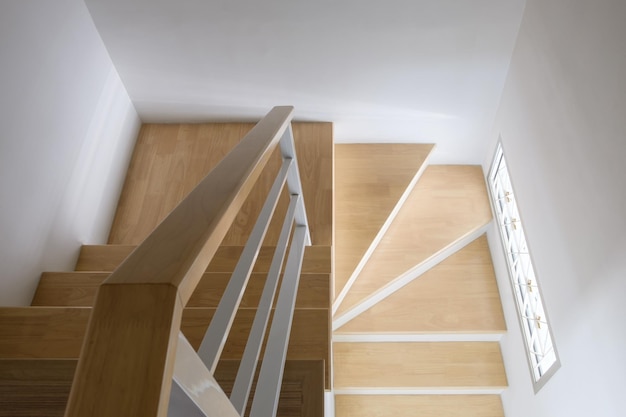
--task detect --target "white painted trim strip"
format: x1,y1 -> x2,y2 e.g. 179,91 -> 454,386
324,391 -> 335,417
333,223 -> 490,330
332,148 -> 433,314
332,332 -> 504,343
333,387 -> 506,395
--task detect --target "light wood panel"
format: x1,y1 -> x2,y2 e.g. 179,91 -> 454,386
32,272 -> 108,307
292,123 -> 333,246
334,144 -> 433,297
108,122 -> 333,246
108,123 -> 248,245
0,359 -> 323,417
0,307 -> 327,363
32,272 -> 329,309
337,235 -> 506,334
335,395 -> 504,417
333,342 -> 507,389
108,123 -> 243,244
0,307 -> 91,358
336,165 -> 492,317
75,245 -> 331,274
54,285 -> 183,417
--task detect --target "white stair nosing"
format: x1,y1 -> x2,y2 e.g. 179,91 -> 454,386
324,391 -> 335,417
332,223 -> 491,330
332,332 -> 504,343
333,387 -> 506,395
332,149 -> 433,314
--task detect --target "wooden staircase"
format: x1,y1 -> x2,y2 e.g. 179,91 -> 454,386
0,121 -> 333,416
0,121 -> 510,417
332,145 -> 508,417
0,245 -> 327,417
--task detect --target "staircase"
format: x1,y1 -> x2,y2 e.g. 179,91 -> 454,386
331,145 -> 508,417
0,115 -> 509,417
0,117 -> 332,416
0,244 -> 328,417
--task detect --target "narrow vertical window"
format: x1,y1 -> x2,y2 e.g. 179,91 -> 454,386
488,143 -> 560,392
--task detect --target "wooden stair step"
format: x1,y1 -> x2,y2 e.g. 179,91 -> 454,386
0,359 -> 323,417
334,143 -> 434,298
32,271 -> 329,309
335,235 -> 506,334
0,307 -> 328,366
108,122 -> 333,248
335,394 -> 504,417
333,342 -> 507,390
75,245 -> 331,274
335,165 -> 492,317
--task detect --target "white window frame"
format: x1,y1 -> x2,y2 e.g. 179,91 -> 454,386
487,141 -> 560,393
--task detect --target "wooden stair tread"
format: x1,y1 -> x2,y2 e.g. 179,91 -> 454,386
335,165 -> 493,317
75,245 -> 331,274
0,359 -> 323,417
33,271 -> 329,309
0,307 -> 329,388
108,122 -> 333,247
333,342 -> 507,389
334,144 -> 434,298
336,235 -> 506,334
335,395 -> 504,417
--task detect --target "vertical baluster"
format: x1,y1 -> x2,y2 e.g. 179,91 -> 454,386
230,194 -> 299,414
197,159 -> 292,373
248,224 -> 308,417
279,126 -> 311,246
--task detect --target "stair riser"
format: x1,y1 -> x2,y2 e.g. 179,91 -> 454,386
33,272 -> 329,309
0,308 -> 328,363
75,245 -> 331,274
0,359 -> 324,417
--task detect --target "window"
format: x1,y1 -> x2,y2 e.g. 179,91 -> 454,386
488,143 -> 560,392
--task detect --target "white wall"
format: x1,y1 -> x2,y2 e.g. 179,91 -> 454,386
0,0 -> 141,306
483,1 -> 626,416
84,0 -> 526,164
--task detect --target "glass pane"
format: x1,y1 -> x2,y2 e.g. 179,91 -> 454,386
488,144 -> 558,385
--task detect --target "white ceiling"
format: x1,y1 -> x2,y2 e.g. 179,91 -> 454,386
85,0 -> 526,163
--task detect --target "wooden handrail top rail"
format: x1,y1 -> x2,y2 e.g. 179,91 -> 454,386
65,106 -> 296,417
105,106 -> 294,304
